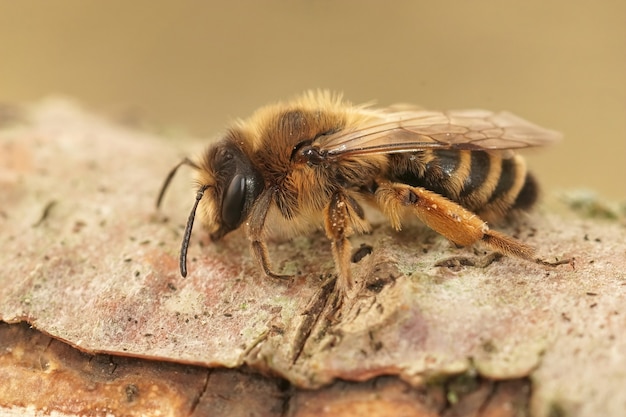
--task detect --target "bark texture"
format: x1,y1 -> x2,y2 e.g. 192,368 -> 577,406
1,99 -> 625,416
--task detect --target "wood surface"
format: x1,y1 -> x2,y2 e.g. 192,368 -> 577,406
1,100 -> 624,416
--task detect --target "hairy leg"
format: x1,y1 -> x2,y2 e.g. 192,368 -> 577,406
375,182 -> 535,260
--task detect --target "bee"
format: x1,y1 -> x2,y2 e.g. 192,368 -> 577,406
157,91 -> 561,298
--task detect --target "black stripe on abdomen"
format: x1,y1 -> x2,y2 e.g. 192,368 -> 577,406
419,150 -> 463,199
460,151 -> 491,197
390,150 -> 462,200
477,155 -> 530,221
488,157 -> 516,203
513,172 -> 538,210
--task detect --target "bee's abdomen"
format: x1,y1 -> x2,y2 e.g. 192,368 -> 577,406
472,153 -> 537,221
387,150 -> 538,222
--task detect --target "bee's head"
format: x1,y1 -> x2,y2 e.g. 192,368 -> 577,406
195,137 -> 264,241
157,133 -> 264,277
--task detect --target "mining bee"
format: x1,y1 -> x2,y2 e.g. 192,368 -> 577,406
157,91 -> 561,298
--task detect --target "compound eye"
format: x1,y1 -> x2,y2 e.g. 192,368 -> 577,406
221,174 -> 246,229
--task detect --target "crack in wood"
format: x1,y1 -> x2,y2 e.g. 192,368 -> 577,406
188,369 -> 212,417
290,276 -> 337,364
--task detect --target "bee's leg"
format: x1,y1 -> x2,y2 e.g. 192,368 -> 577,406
324,192 -> 369,297
375,182 -> 535,260
247,188 -> 292,280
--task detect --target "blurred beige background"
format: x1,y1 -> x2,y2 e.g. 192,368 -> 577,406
1,1 -> 624,199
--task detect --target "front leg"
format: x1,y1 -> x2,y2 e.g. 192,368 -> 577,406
247,187 -> 292,280
324,191 -> 369,297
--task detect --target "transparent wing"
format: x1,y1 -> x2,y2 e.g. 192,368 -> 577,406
319,109 -> 562,158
